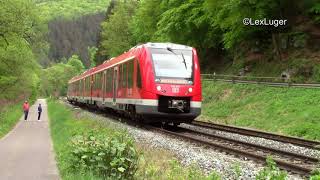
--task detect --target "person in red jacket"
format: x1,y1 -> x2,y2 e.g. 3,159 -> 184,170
23,101 -> 30,121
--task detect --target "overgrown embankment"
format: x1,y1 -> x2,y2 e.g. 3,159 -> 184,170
0,103 -> 22,138
200,81 -> 320,140
0,99 -> 36,139
47,100 -> 212,179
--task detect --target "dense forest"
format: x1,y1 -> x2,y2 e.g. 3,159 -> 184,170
1,0 -> 320,106
0,0 -> 110,106
98,0 -> 320,82
47,13 -> 105,67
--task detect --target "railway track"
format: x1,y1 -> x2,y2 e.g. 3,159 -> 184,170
66,101 -> 319,176
152,125 -> 318,176
189,121 -> 320,150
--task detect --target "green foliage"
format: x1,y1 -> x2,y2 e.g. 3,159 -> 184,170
88,46 -> 98,68
41,55 -> 84,97
201,81 -> 320,140
135,145 -> 216,180
231,162 -> 242,179
155,0 -> 221,49
69,131 -> 138,179
256,157 -> 287,180
100,0 -> 137,57
0,0 -> 43,101
47,100 -> 139,179
310,3 -> 320,23
0,103 -> 22,138
37,0 -> 111,21
101,0 -> 320,75
130,0 -> 169,43
310,169 -> 320,180
67,55 -> 85,73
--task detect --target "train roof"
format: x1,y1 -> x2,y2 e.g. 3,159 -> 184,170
68,42 -> 193,83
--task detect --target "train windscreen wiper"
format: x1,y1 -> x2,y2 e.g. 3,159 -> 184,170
166,47 -> 187,69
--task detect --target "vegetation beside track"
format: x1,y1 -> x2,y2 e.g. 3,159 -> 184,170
0,99 -> 36,139
0,103 -> 22,139
200,81 -> 320,140
47,100 -> 213,179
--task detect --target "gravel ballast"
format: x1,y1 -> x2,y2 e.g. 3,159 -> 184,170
181,123 -> 320,159
67,103 -> 307,179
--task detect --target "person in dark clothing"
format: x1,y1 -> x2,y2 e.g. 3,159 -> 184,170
23,101 -> 30,121
38,104 -> 42,121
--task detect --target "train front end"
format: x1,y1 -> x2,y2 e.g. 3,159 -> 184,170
137,43 -> 202,123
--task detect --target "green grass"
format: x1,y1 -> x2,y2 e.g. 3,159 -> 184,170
48,100 -> 106,179
0,103 -> 23,138
48,100 -> 217,179
200,81 -> 320,140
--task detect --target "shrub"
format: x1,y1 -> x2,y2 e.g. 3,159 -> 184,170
69,130 -> 139,179
256,157 -> 287,180
312,64 -> 320,82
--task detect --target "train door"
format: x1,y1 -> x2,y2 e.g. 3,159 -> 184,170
113,67 -> 118,105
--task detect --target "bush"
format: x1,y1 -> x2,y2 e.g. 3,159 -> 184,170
69,131 -> 139,179
310,168 -> 320,180
256,157 -> 287,180
312,64 -> 320,82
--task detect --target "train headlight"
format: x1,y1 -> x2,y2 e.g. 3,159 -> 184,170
157,85 -> 162,91
188,87 -> 193,93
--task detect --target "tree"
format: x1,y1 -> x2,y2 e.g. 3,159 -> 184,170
67,55 -> 85,73
155,0 -> 222,50
130,0 -> 167,43
0,0 -> 41,102
88,46 -> 98,68
100,0 -> 138,57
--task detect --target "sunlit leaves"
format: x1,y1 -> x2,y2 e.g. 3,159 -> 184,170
100,1 -> 137,57
36,0 -> 111,21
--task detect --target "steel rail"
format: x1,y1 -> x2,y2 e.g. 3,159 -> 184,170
190,121 -> 320,150
152,126 -> 315,176
180,127 -> 319,163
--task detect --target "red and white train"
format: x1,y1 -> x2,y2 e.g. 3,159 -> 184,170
67,42 -> 202,124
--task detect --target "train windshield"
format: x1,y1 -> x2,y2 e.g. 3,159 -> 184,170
150,48 -> 193,80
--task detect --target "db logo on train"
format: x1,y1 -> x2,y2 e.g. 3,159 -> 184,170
171,85 -> 180,93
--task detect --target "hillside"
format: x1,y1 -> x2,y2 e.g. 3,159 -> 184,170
47,13 -> 105,67
96,0 -> 320,83
200,81 -> 320,140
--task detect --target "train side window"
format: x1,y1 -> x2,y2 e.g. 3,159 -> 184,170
123,63 -> 127,88
109,69 -> 113,92
98,72 -> 101,90
106,69 -> 110,92
128,60 -> 133,88
119,65 -> 123,88
96,73 -> 99,90
87,77 -> 90,91
104,69 -> 109,92
137,60 -> 142,88
92,74 -> 98,90
100,72 -> 102,89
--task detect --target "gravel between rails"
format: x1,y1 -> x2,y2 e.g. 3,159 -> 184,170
181,124 -> 320,159
66,104 -> 304,179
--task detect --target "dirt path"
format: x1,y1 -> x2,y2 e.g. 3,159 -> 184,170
0,99 -> 60,180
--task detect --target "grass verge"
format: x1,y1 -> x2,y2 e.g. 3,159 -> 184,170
48,99 -> 217,179
0,103 -> 22,138
200,81 -> 320,140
